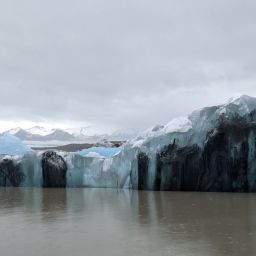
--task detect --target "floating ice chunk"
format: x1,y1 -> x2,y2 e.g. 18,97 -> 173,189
0,134 -> 32,156
77,147 -> 121,158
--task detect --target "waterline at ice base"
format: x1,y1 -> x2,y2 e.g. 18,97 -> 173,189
1,95 -> 256,192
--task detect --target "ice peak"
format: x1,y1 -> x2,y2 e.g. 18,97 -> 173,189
217,95 -> 256,116
227,94 -> 256,105
227,93 -> 244,104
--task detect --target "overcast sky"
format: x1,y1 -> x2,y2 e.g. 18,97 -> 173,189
0,0 -> 256,132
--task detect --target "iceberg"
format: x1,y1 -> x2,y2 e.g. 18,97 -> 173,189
0,134 -> 32,156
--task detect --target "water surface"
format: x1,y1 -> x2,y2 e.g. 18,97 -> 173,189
0,188 -> 255,256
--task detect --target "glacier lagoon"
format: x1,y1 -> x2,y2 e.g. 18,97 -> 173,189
1,96 -> 256,255
0,187 -> 256,256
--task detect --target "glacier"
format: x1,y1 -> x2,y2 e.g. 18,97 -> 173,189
1,95 -> 256,191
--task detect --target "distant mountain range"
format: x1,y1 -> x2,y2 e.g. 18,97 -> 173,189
1,126 -> 138,143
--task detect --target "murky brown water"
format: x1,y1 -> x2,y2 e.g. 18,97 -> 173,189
0,188 -> 255,256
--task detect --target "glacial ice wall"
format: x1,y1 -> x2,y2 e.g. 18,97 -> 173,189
2,95 -> 256,191
0,116 -> 193,189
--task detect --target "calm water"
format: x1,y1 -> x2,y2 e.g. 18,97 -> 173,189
0,188 -> 256,256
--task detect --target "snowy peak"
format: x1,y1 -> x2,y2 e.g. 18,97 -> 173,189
2,127 -> 76,142
64,127 -> 88,137
26,126 -> 53,136
1,95 -> 256,144
5,127 -> 22,135
44,129 -> 75,140
1,126 -> 111,142
226,95 -> 256,114
227,94 -> 254,104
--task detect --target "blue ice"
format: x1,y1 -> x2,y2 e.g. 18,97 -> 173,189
0,134 -> 32,155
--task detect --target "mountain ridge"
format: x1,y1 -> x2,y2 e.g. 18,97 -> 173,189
1,95 -> 256,143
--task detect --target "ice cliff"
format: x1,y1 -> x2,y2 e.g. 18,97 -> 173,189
1,95 -> 256,191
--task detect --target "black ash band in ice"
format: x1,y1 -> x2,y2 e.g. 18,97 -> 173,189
1,95 -> 256,192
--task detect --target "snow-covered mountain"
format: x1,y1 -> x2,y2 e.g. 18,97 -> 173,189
1,127 -> 88,142
2,94 -> 256,145
64,127 -> 88,137
26,126 -> 54,136
5,127 -> 22,135
1,126 -> 138,143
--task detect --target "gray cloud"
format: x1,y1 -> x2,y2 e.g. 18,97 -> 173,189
0,0 -> 256,131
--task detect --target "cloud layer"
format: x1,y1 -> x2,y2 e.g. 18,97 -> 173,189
0,0 -> 256,131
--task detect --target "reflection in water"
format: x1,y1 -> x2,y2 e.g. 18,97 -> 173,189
41,189 -> 67,222
0,188 -> 255,256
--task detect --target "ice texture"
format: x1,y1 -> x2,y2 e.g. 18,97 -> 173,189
77,147 -> 121,158
1,95 -> 256,190
0,134 -> 32,155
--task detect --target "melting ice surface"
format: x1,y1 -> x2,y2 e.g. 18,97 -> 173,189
0,134 -> 32,156
77,147 -> 121,158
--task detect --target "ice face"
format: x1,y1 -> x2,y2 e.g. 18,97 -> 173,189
0,134 -> 32,156
1,95 -> 256,190
64,146 -> 132,188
